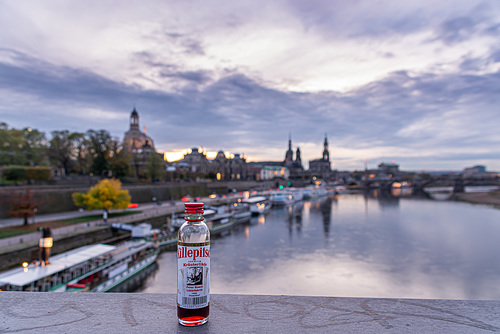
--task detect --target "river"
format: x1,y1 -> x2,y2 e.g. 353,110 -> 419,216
132,191 -> 500,300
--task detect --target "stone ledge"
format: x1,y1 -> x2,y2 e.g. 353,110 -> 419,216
0,292 -> 499,333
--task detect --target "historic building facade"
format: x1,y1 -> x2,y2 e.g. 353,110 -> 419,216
308,135 -> 331,180
122,107 -> 162,178
173,148 -> 247,181
283,136 -> 304,178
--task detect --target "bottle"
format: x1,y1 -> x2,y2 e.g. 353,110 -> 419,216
177,202 -> 210,326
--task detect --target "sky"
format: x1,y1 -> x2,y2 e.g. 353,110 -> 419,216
1,0 -> 500,171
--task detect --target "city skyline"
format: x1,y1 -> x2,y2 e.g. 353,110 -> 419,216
1,1 -> 500,171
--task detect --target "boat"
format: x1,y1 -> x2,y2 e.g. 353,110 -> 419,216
333,185 -> 349,194
302,185 -> 329,199
229,202 -> 251,220
243,196 -> 272,215
0,240 -> 158,293
270,191 -> 295,206
171,207 -> 218,228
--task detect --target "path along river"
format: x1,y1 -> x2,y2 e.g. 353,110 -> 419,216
133,190 -> 500,300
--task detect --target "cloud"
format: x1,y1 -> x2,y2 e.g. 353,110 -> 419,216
1,1 -> 500,170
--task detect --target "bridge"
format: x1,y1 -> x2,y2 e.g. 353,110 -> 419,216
362,176 -> 500,194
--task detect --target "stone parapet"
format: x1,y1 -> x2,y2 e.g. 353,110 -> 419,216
1,293 -> 499,333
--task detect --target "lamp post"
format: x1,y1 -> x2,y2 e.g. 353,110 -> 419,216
33,208 -> 38,224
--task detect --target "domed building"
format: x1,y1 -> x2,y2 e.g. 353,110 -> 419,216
123,107 -> 155,152
123,107 -> 162,178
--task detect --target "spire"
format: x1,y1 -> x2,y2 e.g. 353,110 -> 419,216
285,134 -> 294,162
322,134 -> 329,162
130,106 -> 139,130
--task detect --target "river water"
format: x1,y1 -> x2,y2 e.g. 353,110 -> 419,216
136,191 -> 500,300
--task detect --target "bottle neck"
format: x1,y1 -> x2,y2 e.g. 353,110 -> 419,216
184,212 -> 204,222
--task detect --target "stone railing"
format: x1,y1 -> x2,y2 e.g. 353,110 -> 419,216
0,293 -> 499,333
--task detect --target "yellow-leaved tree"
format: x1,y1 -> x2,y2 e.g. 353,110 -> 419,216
72,179 -> 131,213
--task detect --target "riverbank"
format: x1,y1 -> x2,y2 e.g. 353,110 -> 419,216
454,191 -> 500,207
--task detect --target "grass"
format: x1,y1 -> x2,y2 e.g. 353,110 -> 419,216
0,211 -> 142,239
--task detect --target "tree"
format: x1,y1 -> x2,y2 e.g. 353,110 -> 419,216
145,151 -> 165,182
3,188 -> 41,225
23,128 -> 47,166
48,130 -> 74,175
71,132 -> 91,174
72,179 -> 131,212
108,140 -> 130,178
87,130 -> 113,176
0,124 -> 47,166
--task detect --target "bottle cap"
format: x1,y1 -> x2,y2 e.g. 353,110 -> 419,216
184,202 -> 204,213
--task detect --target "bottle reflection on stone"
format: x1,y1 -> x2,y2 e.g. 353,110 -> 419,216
177,202 -> 210,326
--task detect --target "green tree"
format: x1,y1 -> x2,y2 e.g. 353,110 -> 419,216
0,124 -> 47,166
109,141 -> 130,178
87,129 -> 113,176
71,132 -> 91,174
72,178 -> 131,212
48,130 -> 74,175
145,151 -> 165,182
23,128 -> 47,166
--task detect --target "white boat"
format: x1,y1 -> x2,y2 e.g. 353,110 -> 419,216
171,208 -> 217,228
243,196 -> 272,215
332,185 -> 350,194
229,202 -> 252,220
303,186 -> 329,199
270,192 -> 295,206
0,240 -> 158,292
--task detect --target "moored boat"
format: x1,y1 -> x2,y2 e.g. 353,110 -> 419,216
270,192 -> 295,206
0,240 -> 158,292
243,196 -> 271,215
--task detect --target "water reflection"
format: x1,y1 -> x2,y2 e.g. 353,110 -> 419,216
137,192 -> 500,300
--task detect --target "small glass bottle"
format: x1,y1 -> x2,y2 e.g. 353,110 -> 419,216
177,202 -> 210,326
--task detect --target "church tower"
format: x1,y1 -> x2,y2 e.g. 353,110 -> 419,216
130,107 -> 139,130
322,134 -> 330,162
295,147 -> 302,165
284,134 -> 294,162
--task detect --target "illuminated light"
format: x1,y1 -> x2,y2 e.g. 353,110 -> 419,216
216,173 -> 221,180
279,185 -> 284,190
209,194 -> 217,199
274,171 -> 278,175
128,203 -> 139,208
392,182 -> 402,188
369,174 -> 376,178
164,150 -> 188,162
22,262 -> 28,268
39,237 -> 53,248
388,174 -> 392,178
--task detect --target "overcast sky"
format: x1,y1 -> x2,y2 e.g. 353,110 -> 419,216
1,0 -> 499,171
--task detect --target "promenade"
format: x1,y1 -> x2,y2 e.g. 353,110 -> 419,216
1,292 -> 499,333
0,196 -> 232,253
